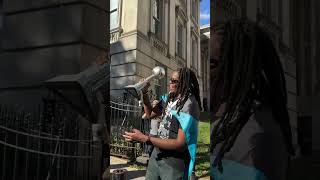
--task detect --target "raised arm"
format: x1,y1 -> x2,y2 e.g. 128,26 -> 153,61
141,81 -> 162,119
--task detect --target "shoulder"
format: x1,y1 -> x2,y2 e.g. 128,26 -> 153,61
183,95 -> 198,109
180,95 -> 200,118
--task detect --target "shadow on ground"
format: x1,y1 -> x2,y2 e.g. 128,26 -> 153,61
127,170 -> 147,179
110,163 -> 130,170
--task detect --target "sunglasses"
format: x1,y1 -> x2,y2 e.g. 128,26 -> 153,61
169,78 -> 179,84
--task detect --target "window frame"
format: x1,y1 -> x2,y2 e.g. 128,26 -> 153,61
176,22 -> 183,58
110,0 -> 121,31
152,0 -> 164,40
175,6 -> 187,60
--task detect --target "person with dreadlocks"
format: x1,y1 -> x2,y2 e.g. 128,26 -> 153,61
210,19 -> 295,180
123,67 -> 201,179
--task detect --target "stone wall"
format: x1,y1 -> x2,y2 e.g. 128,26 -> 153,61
0,0 -> 109,109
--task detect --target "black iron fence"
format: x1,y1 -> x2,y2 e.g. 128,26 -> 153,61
109,95 -> 151,161
0,94 -> 103,180
0,89 -> 155,179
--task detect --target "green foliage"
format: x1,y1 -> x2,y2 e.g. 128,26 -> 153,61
195,121 -> 210,178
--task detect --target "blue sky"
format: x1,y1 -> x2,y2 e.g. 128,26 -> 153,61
200,0 -> 210,26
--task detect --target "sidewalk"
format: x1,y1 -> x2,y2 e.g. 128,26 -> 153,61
110,156 -> 146,180
110,156 -> 210,180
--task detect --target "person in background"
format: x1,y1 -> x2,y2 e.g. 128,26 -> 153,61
142,99 -> 161,157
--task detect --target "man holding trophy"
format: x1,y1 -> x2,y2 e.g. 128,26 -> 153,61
123,67 -> 201,180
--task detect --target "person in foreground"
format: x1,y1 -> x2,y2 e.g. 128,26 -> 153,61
210,19 -> 295,180
123,67 -> 201,180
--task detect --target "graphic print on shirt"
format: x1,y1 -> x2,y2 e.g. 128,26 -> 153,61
157,99 -> 177,139
158,116 -> 171,139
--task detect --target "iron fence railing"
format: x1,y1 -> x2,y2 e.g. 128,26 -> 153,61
109,95 -> 152,161
0,87 -> 155,179
0,90 -> 104,180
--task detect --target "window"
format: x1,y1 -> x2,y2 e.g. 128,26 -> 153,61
110,0 -> 119,30
176,23 -> 183,57
152,0 -> 163,39
176,6 -> 187,59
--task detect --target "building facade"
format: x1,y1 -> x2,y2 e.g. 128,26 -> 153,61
211,0 -> 301,156
110,0 -> 204,104
200,25 -> 210,111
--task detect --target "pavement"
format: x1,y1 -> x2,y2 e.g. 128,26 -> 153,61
109,156 -> 210,180
107,153 -> 320,180
110,156 -> 147,180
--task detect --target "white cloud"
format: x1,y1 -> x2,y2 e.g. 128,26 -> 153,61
200,13 -> 210,20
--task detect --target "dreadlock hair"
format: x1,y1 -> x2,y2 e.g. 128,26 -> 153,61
164,67 -> 202,115
210,19 -> 295,172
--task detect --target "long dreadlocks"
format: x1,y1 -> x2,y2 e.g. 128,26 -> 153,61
165,67 -> 202,115
210,19 -> 295,171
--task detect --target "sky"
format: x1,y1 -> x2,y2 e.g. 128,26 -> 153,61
200,0 -> 210,26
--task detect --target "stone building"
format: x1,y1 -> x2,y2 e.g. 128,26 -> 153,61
200,24 -> 210,111
110,0 -> 206,104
